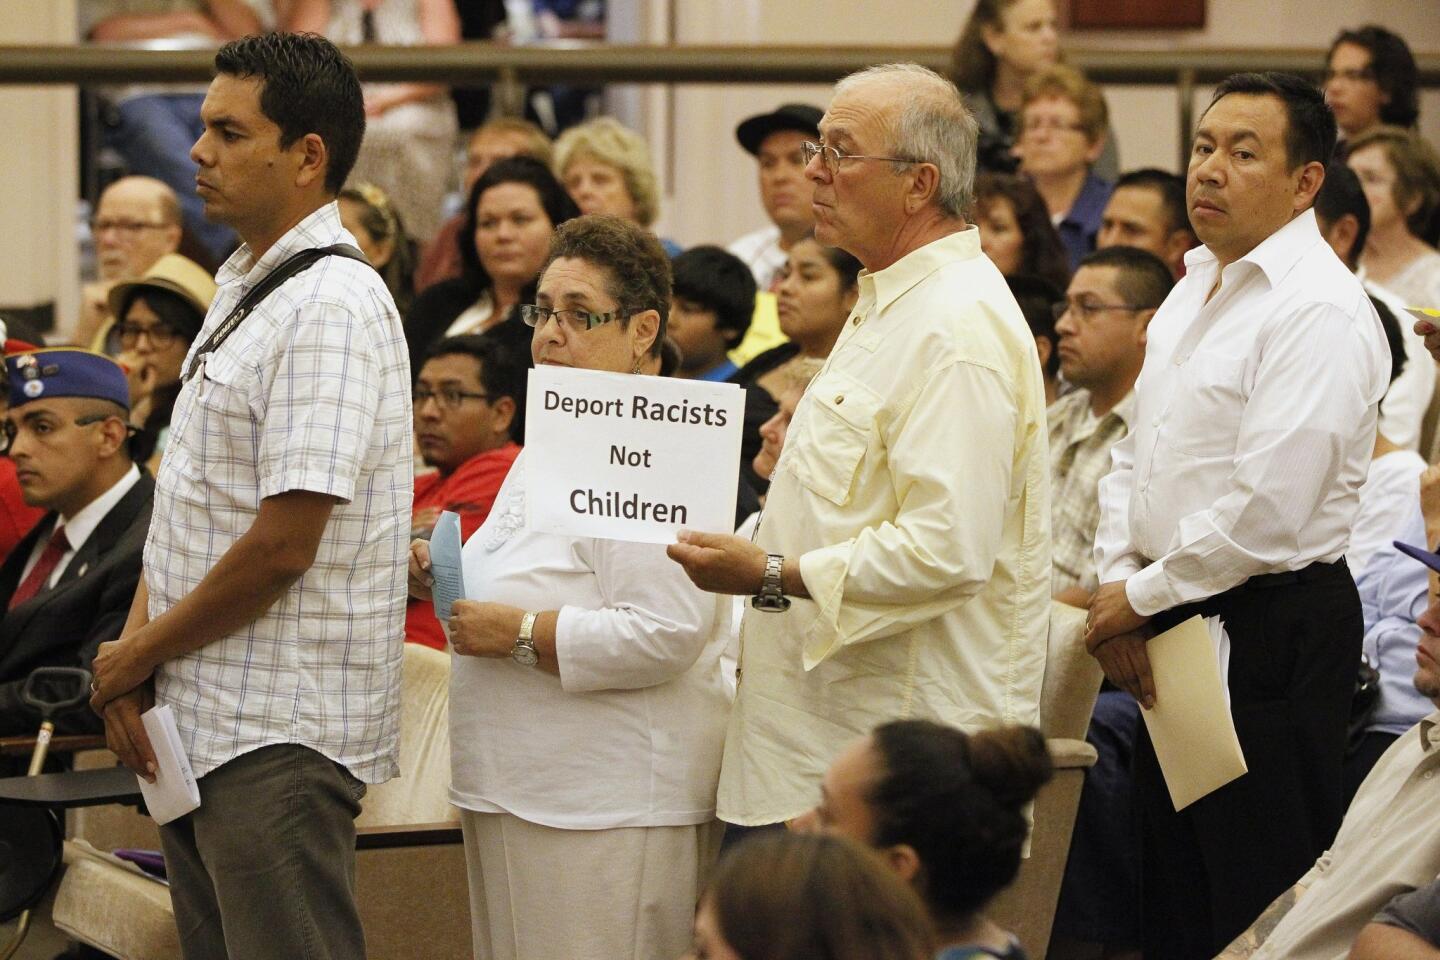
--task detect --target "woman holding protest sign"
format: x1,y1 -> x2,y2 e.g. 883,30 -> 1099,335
408,215 -> 731,960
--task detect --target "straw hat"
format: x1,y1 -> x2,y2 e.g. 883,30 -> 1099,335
107,253 -> 218,337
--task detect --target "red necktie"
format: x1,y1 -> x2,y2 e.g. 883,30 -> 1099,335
9,526 -> 70,609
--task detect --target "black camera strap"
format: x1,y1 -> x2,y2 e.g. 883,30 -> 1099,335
181,243 -> 369,384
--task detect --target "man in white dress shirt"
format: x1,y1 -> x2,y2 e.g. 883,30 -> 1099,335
669,63 -> 1050,830
1085,72 -> 1390,960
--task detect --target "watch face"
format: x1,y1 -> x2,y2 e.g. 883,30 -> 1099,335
512,643 -> 539,666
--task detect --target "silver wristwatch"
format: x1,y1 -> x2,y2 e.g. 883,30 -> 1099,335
751,554 -> 791,612
511,611 -> 540,666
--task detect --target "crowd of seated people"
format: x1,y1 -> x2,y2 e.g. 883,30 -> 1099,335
11,8 -> 1440,960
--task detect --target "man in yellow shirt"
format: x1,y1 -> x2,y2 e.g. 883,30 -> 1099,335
669,62 -> 1051,827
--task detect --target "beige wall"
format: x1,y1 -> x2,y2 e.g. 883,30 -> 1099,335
651,0 -> 1440,248
0,0 -> 78,336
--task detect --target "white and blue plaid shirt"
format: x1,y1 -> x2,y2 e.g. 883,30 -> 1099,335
148,202 -> 413,783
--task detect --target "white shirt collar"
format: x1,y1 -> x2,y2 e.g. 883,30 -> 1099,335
61,464 -> 142,554
1183,208 -> 1323,287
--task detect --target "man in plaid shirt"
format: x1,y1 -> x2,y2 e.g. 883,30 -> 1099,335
89,33 -> 411,960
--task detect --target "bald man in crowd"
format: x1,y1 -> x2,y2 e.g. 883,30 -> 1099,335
79,176 -> 184,349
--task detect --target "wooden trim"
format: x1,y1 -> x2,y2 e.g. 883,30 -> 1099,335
1070,0 -> 1205,30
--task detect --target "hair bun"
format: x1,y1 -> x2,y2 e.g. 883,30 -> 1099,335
966,725 -> 1053,809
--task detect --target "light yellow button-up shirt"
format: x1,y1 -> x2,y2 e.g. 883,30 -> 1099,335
717,227 -> 1052,825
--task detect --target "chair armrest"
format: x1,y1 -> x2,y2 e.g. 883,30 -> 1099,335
355,821 -> 463,850
0,733 -> 108,757
1046,737 -> 1098,770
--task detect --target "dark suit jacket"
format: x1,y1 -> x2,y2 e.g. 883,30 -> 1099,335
0,473 -> 153,736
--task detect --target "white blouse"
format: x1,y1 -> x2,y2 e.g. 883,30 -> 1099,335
448,452 -> 732,829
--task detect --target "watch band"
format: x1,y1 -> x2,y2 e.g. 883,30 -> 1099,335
512,611 -> 540,666
751,554 -> 791,612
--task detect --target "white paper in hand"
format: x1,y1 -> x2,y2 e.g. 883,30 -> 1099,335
1137,615 -> 1247,811
429,510 -> 466,623
138,703 -> 200,825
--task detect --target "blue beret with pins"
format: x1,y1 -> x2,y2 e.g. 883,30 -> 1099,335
5,348 -> 130,410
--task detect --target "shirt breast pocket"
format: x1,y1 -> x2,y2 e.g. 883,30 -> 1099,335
171,352 -> 256,480
791,373 -> 883,507
1165,351 -> 1247,458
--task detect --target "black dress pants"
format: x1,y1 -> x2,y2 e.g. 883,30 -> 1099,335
1133,560 -> 1360,960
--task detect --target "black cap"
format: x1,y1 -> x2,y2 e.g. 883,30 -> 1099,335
735,103 -> 824,156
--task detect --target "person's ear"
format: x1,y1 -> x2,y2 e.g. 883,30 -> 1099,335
490,395 -> 516,438
293,132 -> 330,191
1135,308 -> 1155,348
882,844 -> 923,884
1293,160 -> 1326,213
1034,334 -> 1053,371
980,22 -> 1005,58
630,308 -> 660,361
841,285 -> 859,315
1084,131 -> 1107,165
371,235 -> 397,271
97,416 -> 130,458
906,163 -> 942,215
1164,230 -> 1196,273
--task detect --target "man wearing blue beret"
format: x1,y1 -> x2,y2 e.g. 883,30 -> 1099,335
0,348 -> 152,749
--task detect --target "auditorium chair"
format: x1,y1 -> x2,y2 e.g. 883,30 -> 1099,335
48,642 -> 470,959
988,602 -> 1103,960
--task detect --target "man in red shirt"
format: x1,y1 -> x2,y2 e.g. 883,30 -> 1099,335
408,334 -> 526,648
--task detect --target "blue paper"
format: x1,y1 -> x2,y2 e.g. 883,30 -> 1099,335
430,510 -> 466,622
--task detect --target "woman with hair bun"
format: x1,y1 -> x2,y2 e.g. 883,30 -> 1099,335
794,719 -> 1053,959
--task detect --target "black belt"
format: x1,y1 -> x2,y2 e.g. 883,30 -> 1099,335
1148,558 -> 1352,627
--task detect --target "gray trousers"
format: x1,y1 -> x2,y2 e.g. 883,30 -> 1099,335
158,743 -> 368,960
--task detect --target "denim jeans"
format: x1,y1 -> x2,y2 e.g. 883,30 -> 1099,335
158,743 -> 368,960
106,93 -> 236,263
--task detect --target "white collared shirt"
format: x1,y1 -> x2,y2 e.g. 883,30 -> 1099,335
148,202 -> 413,784
720,228 -> 1051,825
1095,209 -> 1389,616
20,464 -> 141,588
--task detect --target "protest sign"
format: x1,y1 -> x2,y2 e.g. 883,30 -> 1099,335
525,365 -> 744,544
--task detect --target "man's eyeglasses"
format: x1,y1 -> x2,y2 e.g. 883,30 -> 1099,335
90,219 -> 171,238
1,413 -> 115,455
1051,300 -> 1147,322
115,321 -> 181,349
520,304 -> 627,333
413,387 -> 491,411
800,141 -> 921,175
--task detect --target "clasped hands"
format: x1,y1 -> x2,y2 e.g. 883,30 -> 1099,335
1085,580 -> 1157,709
90,635 -> 160,781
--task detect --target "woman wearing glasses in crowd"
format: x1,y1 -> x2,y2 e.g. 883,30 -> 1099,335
950,0 -> 1117,179
404,156 -> 580,375
408,215 -> 731,960
105,253 -> 217,474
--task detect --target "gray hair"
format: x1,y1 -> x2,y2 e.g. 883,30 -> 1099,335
833,63 -> 978,218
